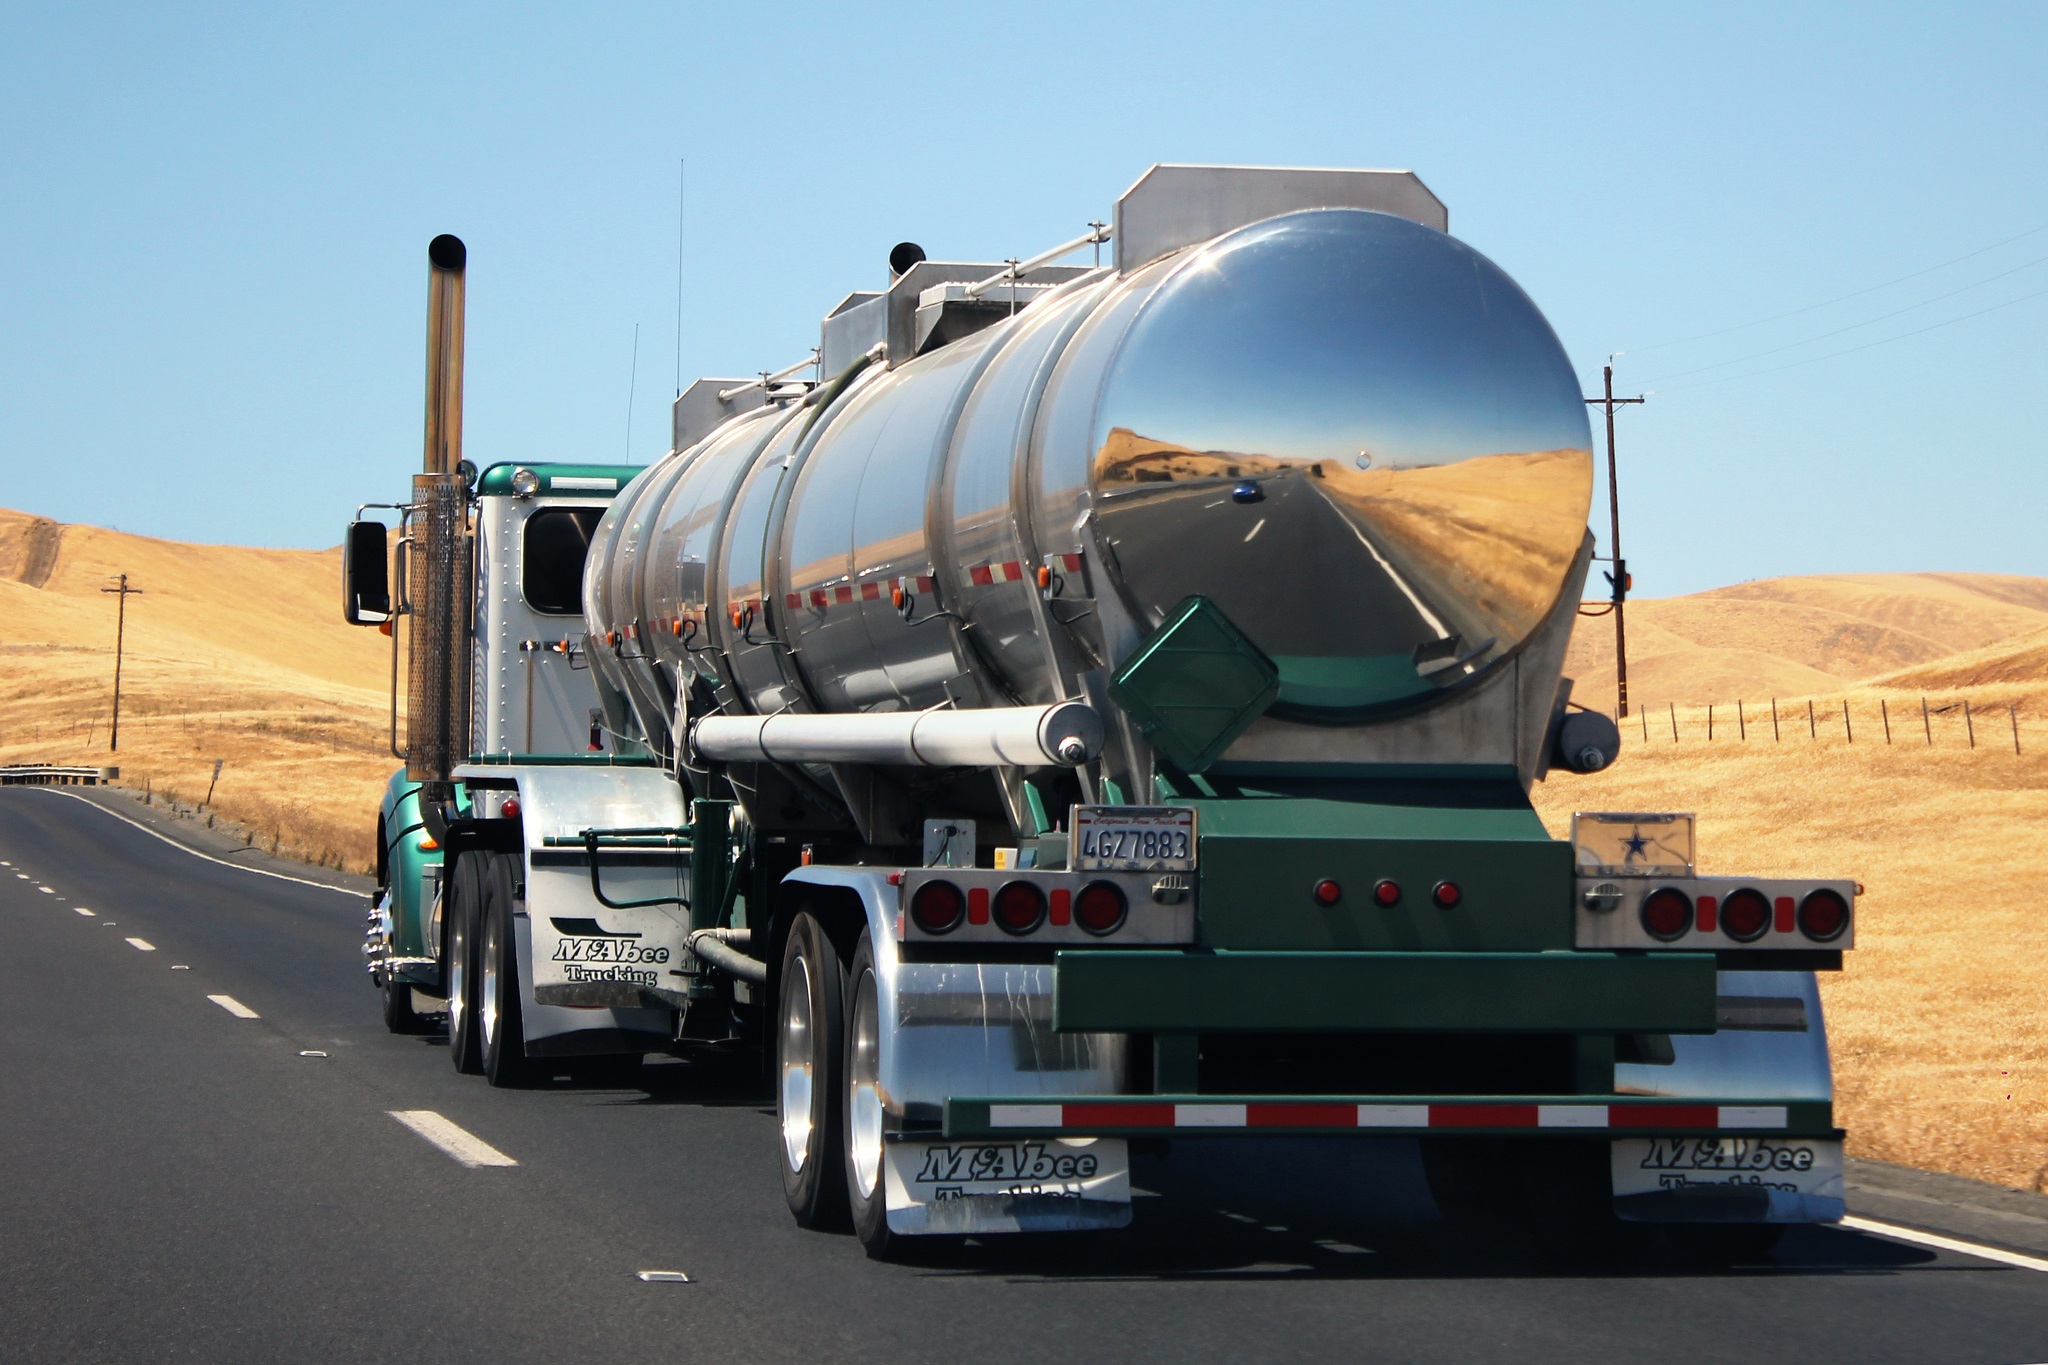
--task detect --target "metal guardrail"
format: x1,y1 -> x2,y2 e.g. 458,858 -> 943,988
0,765 -> 119,787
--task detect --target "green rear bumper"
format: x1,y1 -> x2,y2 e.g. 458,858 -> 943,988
1052,950 -> 1717,1034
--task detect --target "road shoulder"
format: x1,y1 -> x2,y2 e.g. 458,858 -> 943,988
1848,1156 -> 2048,1260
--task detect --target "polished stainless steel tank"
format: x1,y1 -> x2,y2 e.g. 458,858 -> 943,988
584,179 -> 1594,814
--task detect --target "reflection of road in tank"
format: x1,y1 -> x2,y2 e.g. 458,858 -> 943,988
1095,469 -> 1459,658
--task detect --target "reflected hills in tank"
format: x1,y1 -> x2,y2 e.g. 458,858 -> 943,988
1092,428 -> 1591,714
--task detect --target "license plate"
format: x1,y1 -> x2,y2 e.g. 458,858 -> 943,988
1070,805 -> 1196,872
1612,1136 -> 1843,1200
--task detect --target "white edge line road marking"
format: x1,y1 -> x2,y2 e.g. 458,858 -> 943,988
125,937 -> 156,951
389,1111 -> 518,1168
1841,1214 -> 2048,1273
31,787 -> 361,896
1344,518 -> 1450,636
74,907 -> 95,916
207,994 -> 259,1019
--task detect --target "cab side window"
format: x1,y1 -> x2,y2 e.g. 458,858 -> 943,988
523,508 -> 604,615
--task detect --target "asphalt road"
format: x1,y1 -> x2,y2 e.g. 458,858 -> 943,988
5,786 -> 2048,1364
1097,472 -> 1453,656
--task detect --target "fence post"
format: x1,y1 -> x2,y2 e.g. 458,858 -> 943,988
1882,698 -> 1891,744
1922,696 -> 1932,745
1771,697 -> 1780,741
1641,708 -> 1648,742
1845,701 -> 1853,743
1708,704 -> 1715,741
2015,704 -> 2024,756
1808,699 -> 1816,738
1669,702 -> 1678,743
1965,700 -> 1975,749
1738,700 -> 1747,740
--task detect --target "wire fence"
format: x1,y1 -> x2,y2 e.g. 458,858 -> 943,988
1624,694 -> 2033,754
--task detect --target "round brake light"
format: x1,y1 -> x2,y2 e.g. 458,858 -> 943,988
910,880 -> 964,935
1640,886 -> 1692,941
1798,888 -> 1849,942
1075,881 -> 1127,935
993,881 -> 1046,935
1720,887 -> 1771,942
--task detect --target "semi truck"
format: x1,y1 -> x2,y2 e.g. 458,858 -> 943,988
347,165 -> 1854,1258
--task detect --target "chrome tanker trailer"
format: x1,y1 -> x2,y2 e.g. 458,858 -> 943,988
347,165 -> 1855,1259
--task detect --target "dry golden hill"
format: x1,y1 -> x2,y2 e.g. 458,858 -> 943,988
5,508 -> 2048,1192
1564,572 -> 2048,712
0,508 -> 398,870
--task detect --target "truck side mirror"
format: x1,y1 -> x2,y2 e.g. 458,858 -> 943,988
343,520 -> 391,625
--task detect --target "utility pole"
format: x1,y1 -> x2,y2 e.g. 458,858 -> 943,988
1587,365 -> 1644,717
101,574 -> 143,751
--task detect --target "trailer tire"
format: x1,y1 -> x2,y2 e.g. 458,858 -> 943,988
778,912 -> 848,1229
843,931 -> 897,1257
445,854 -> 484,1075
480,851 -> 532,1088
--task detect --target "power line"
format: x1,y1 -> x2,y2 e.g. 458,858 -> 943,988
1641,248 -> 2048,385
1661,281 -> 2048,393
1629,218 -> 2048,355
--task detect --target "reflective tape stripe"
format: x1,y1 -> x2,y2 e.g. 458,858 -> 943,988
969,1101 -> 1797,1133
1174,1104 -> 1246,1127
1537,1105 -> 1609,1128
1718,1105 -> 1788,1129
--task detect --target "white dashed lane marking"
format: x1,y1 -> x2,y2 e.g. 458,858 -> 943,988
38,887 -> 55,895
389,1111 -> 519,1168
73,907 -> 95,917
1842,1215 -> 2048,1273
126,938 -> 155,952
207,994 -> 259,1019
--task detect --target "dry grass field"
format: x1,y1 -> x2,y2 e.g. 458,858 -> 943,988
4,506 -> 2045,1190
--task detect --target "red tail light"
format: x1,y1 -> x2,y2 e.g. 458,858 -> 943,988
498,797 -> 520,820
1372,879 -> 1401,907
1431,880 -> 1462,909
1313,879 -> 1343,907
1720,887 -> 1771,942
1798,888 -> 1849,942
1075,881 -> 1128,936
1641,886 -> 1692,941
910,880 -> 965,935
993,881 -> 1046,935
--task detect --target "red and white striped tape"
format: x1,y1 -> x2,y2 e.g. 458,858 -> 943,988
780,576 -> 934,613
985,1102 -> 1789,1132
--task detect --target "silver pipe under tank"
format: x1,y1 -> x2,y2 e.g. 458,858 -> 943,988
692,702 -> 1102,769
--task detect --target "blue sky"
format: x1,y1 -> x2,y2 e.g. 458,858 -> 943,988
3,1 -> 2043,597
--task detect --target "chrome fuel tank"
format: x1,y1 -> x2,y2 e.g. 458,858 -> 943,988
584,189 -> 1593,804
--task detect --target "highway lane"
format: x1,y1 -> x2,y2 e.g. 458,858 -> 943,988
5,787 -> 2048,1364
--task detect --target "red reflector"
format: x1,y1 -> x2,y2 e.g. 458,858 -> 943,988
1075,881 -> 1127,935
1049,887 -> 1071,926
1372,879 -> 1400,907
1062,1103 -> 1171,1127
1696,894 -> 1718,934
1430,1104 -> 1537,1128
1798,888 -> 1849,942
1611,1105 -> 1717,1129
1249,1103 -> 1356,1127
993,881 -> 1046,935
1312,879 -> 1342,907
910,881 -> 965,935
967,886 -> 990,925
1775,896 -> 1795,933
1720,887 -> 1770,942
1431,880 -> 1461,909
1641,887 -> 1693,941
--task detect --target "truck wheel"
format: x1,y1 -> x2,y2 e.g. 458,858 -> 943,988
445,855 -> 484,1075
843,931 -> 896,1257
778,912 -> 848,1228
480,851 -> 532,1088
380,972 -> 423,1033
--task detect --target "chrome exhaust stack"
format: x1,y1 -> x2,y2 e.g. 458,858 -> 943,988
407,234 -> 473,785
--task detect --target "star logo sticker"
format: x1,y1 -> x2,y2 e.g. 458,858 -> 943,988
1621,829 -> 1652,862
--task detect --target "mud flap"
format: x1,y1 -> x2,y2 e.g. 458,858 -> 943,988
883,1137 -> 1132,1235
1612,1136 -> 1844,1223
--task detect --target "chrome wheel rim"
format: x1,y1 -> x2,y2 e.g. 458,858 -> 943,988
447,917 -> 466,1043
780,955 -> 814,1173
480,908 -> 500,1048
848,966 -> 883,1201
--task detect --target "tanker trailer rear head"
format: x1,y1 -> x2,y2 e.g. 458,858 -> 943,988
362,167 -> 1856,1259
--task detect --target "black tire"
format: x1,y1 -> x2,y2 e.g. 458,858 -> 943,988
480,851 -> 532,1088
445,854 -> 483,1075
843,931 -> 897,1257
379,970 -> 423,1033
778,913 -> 848,1228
